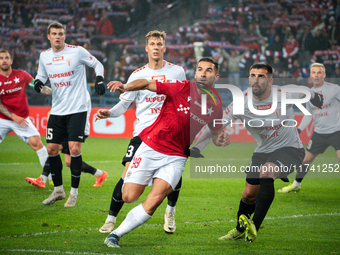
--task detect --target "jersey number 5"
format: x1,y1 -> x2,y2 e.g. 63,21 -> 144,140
46,128 -> 53,140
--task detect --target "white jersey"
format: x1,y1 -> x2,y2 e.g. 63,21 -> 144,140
224,85 -> 307,153
36,44 -> 99,115
85,90 -> 91,136
306,82 -> 340,134
120,61 -> 186,137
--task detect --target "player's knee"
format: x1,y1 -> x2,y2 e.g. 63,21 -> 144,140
28,136 -> 43,151
122,192 -> 138,203
242,190 -> 257,203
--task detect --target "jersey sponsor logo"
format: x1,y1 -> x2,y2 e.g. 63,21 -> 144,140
150,107 -> 162,114
49,71 -> 75,79
53,81 -> 71,87
4,80 -> 12,85
145,96 -> 166,103
1,87 -> 22,94
53,56 -> 64,62
177,104 -> 189,114
257,104 -> 272,110
151,75 -> 166,81
46,63 -> 52,65
190,112 -> 207,125
92,115 -> 125,134
0,82 -> 2,86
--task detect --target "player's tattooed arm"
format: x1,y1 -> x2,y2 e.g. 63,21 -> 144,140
0,99 -> 28,127
40,86 -> 52,95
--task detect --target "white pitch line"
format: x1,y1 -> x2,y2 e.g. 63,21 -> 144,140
1,212 -> 339,240
0,157 -> 333,166
0,249 -> 117,255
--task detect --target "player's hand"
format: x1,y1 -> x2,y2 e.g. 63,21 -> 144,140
107,81 -> 127,93
95,76 -> 106,95
310,92 -> 324,109
94,109 -> 111,122
184,147 -> 204,158
34,79 -> 44,93
217,131 -> 231,147
12,114 -> 28,127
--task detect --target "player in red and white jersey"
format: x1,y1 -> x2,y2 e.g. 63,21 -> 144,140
102,58 -> 229,248
34,22 -> 106,207
95,31 -> 186,234
279,62 -> 340,193
0,49 -> 51,178
192,63 -> 323,242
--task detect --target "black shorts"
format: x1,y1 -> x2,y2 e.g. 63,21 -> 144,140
122,136 -> 142,166
306,131 -> 340,154
246,147 -> 305,185
61,135 -> 88,155
46,112 -> 87,144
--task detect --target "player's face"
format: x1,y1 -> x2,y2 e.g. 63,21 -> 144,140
0,52 -> 12,72
145,36 -> 165,61
249,68 -> 273,98
310,66 -> 326,88
47,28 -> 66,52
195,61 -> 219,87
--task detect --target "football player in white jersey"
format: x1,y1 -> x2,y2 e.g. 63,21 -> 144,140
191,63 -> 324,242
25,91 -> 108,188
34,22 -> 106,207
278,62 -> 340,193
95,30 -> 186,234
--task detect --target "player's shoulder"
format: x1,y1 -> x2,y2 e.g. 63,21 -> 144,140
41,48 -> 52,54
66,44 -> 79,50
131,64 -> 148,75
324,82 -> 340,89
12,69 -> 30,77
165,61 -> 185,70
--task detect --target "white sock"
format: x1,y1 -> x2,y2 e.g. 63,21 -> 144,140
94,169 -> 103,177
40,174 -> 47,184
292,180 -> 301,188
54,185 -> 64,193
106,215 -> 116,224
47,173 -> 52,181
166,204 -> 176,214
70,187 -> 78,196
112,203 -> 151,238
36,147 -> 48,169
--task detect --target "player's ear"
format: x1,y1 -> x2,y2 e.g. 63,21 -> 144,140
163,46 -> 166,53
214,74 -> 220,82
145,45 -> 148,52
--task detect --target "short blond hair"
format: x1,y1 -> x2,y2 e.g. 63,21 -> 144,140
145,30 -> 166,44
310,62 -> 325,72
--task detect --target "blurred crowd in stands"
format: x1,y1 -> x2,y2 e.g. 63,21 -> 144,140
1,0 -> 340,105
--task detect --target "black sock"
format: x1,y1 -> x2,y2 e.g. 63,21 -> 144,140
296,164 -> 309,183
81,161 -> 96,175
167,177 -> 182,207
42,158 -> 51,176
109,178 -> 124,217
70,154 -> 82,188
49,154 -> 63,186
236,199 -> 256,232
252,177 -> 275,231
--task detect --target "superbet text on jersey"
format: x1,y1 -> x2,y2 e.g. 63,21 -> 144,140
0,69 -> 33,120
36,44 -> 99,115
119,61 -> 186,137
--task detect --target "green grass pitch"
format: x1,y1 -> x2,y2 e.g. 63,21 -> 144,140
0,135 -> 339,255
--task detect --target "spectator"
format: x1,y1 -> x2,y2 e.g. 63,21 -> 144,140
221,48 -> 248,86
328,16 -> 340,46
283,33 -> 299,59
96,9 -> 114,37
297,26 -> 314,66
267,34 -> 284,52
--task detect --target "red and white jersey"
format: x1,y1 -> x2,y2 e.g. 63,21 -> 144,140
224,85 -> 308,153
36,44 -> 99,115
139,80 -> 223,157
306,82 -> 340,134
0,69 -> 33,120
120,61 -> 186,136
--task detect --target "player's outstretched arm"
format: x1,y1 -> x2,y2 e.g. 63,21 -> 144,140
211,128 -> 230,147
107,79 -> 157,93
94,109 -> 111,122
0,99 -> 28,127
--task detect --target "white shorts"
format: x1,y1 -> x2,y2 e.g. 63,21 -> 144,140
124,142 -> 187,190
0,117 -> 40,144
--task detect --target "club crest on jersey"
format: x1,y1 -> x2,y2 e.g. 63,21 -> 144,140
177,104 -> 190,114
53,56 -> 64,62
66,59 -> 72,66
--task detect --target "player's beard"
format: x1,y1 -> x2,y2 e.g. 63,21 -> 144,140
0,64 -> 10,72
252,82 -> 267,97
